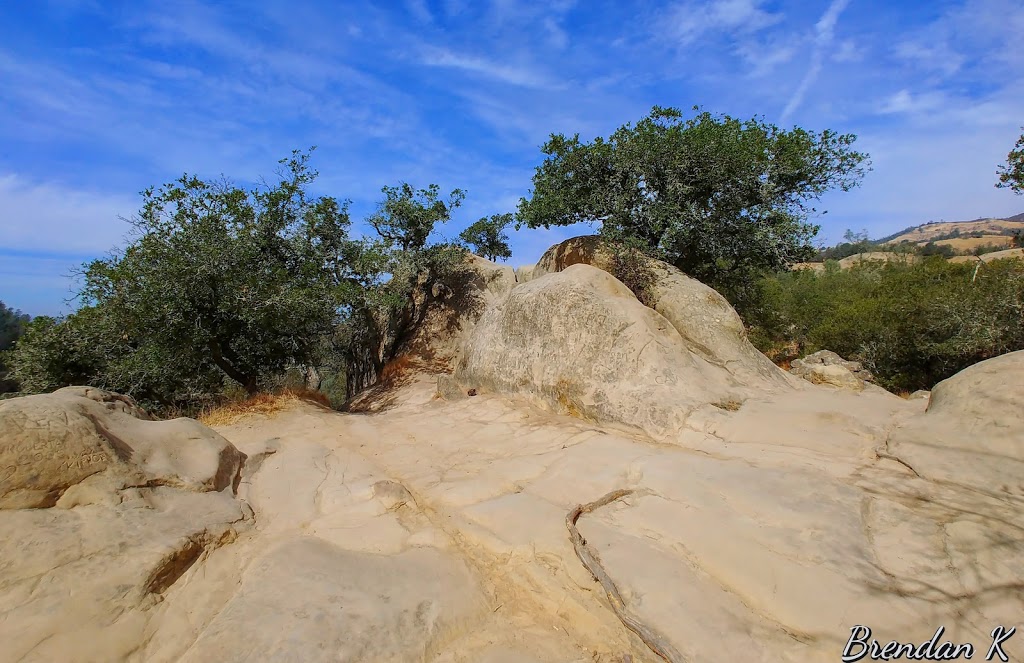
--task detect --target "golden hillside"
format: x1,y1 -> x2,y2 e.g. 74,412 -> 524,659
883,216 -> 1024,248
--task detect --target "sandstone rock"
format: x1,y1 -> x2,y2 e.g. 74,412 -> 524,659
0,388 -> 245,509
173,538 -> 485,663
514,263 -> 536,282
531,235 -> 795,391
802,363 -> 865,391
888,351 -> 1024,493
402,252 -> 517,366
791,349 -> 875,383
0,486 -> 249,662
456,263 -> 741,440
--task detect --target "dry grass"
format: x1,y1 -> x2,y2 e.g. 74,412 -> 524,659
380,354 -> 415,386
934,236 -> 1014,251
712,398 -> 744,411
885,219 -> 1024,244
199,387 -> 331,426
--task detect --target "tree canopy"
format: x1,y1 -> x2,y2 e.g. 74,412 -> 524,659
997,128 -> 1024,194
459,213 -> 513,261
0,301 -> 30,393
5,150 -> 483,409
517,106 -> 870,291
367,182 -> 465,252
85,149 -> 355,397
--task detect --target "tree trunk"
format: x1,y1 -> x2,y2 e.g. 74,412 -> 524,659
208,340 -> 258,394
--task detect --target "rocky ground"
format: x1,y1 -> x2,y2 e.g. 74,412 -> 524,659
1,237 -> 1022,662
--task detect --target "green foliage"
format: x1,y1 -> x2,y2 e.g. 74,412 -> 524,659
0,301 -> 31,393
601,228 -> 658,306
339,183 -> 472,396
518,106 -> 869,293
459,213 -> 513,261
8,150 -> 362,409
0,301 -> 29,351
997,128 -> 1024,193
918,241 -> 955,258
367,182 -> 465,251
813,229 -> 876,260
739,259 -> 1024,391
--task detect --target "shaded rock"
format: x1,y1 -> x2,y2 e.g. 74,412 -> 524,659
402,252 -> 518,367
514,263 -> 536,282
888,351 -> 1024,492
456,263 -> 740,440
0,388 -> 245,509
436,374 -> 468,401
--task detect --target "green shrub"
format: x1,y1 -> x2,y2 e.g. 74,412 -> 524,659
738,258 -> 1024,391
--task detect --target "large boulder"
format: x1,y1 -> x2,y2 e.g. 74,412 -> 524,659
0,387 -> 245,509
455,263 -> 744,441
887,351 -> 1024,492
531,235 -> 794,391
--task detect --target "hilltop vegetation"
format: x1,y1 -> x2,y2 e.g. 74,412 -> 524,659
7,150 -> 481,411
737,258 -> 1024,392
5,113 -> 1024,405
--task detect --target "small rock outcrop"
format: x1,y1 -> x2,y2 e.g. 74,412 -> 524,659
0,386 -> 245,509
790,350 -> 874,390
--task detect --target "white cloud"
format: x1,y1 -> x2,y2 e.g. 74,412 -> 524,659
0,174 -> 136,254
780,0 -> 851,123
668,0 -> 782,44
832,38 -> 862,63
420,48 -> 559,89
737,39 -> 797,77
893,40 -> 963,77
405,0 -> 433,23
876,89 -> 946,115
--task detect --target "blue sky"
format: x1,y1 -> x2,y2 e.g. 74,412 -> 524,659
1,0 -> 1022,315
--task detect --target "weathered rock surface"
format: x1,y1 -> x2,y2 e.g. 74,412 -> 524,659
531,235 -> 794,391
2,241 -> 1023,663
0,387 -> 245,509
402,252 -> 518,367
791,349 -> 875,390
888,350 -> 1024,492
456,263 -> 742,441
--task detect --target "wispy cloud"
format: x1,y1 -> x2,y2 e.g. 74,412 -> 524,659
420,47 -> 560,89
404,0 -> 434,23
0,174 -> 136,254
667,0 -> 782,44
780,0 -> 851,123
876,89 -> 945,115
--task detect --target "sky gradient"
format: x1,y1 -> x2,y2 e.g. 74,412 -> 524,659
1,0 -> 1022,315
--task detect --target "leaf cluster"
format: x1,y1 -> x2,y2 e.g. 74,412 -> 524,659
518,106 -> 870,292
740,258 -> 1024,391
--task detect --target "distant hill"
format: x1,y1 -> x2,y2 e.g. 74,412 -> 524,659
877,214 -> 1024,253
